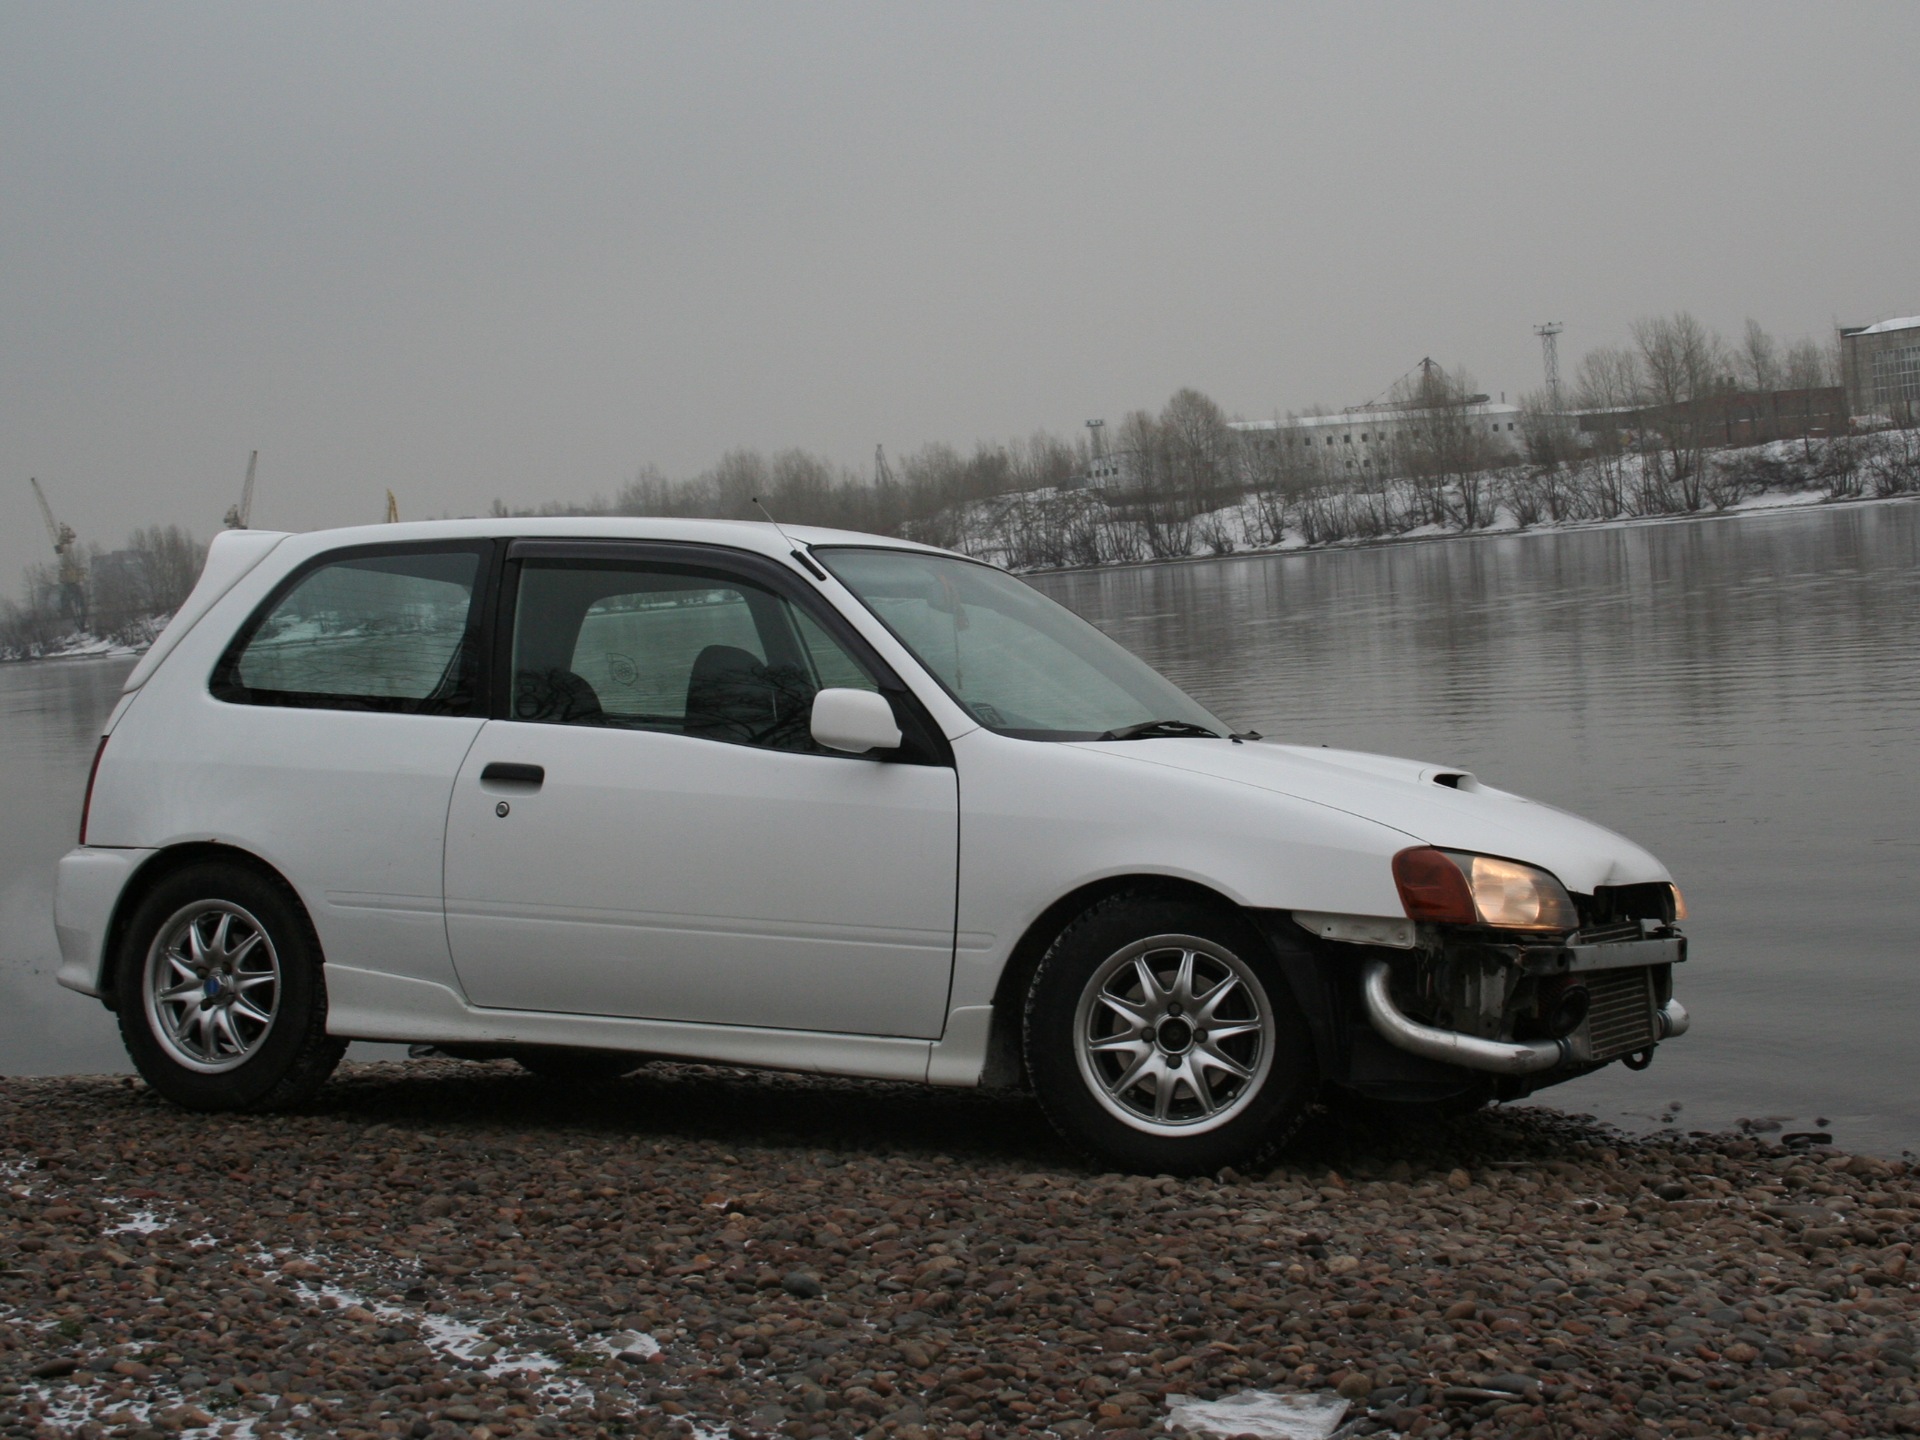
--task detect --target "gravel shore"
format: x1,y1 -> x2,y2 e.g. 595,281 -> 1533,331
3,1060 -> 1916,1440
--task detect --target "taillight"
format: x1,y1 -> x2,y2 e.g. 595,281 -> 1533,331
79,735 -> 108,845
1391,846 -> 1476,924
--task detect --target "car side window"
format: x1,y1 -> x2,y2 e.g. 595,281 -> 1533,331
213,548 -> 483,713
509,560 -> 879,752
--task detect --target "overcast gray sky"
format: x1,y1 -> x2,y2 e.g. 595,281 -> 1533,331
3,1 -> 1915,588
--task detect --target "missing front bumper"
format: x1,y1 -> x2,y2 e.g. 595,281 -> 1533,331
1360,952 -> 1689,1076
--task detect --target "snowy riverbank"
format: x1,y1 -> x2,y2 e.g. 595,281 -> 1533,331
933,435 -> 1920,575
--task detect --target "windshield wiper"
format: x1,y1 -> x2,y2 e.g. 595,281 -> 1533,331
1096,719 -> 1222,742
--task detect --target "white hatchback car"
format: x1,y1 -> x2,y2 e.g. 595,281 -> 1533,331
56,519 -> 1688,1172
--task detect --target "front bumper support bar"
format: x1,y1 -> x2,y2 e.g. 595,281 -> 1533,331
1360,958 -> 1689,1076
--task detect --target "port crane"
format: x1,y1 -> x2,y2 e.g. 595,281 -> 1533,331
28,477 -> 88,622
224,451 -> 258,529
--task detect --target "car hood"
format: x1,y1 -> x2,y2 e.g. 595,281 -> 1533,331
1070,738 -> 1670,895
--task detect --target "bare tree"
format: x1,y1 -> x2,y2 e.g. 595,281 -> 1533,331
1160,388 -> 1236,516
1738,319 -> 1782,394
1516,386 -> 1577,473
131,525 -> 205,612
1571,344 -> 1642,516
1784,336 -> 1833,391
1632,312 -> 1728,510
1231,423 -> 1298,547
1386,361 -> 1496,528
1114,408 -> 1191,559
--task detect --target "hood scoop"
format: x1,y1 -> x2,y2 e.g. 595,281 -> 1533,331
1430,770 -> 1482,792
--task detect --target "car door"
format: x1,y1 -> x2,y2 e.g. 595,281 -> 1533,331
441,541 -> 960,1038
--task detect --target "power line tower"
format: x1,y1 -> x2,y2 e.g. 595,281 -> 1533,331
1534,323 -> 1565,415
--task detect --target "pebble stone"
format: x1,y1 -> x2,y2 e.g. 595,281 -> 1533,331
1,1059 -> 1916,1439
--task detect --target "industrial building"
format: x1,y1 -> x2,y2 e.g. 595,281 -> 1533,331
1228,398 -> 1525,473
1840,315 -> 1920,426
1574,387 -> 1847,446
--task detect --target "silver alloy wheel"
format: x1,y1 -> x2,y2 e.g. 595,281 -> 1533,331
142,900 -> 282,1074
1072,932 -> 1275,1137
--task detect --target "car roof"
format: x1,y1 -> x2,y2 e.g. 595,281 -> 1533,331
249,515 -> 959,562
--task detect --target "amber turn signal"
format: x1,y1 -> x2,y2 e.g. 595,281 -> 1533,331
1392,847 -> 1476,925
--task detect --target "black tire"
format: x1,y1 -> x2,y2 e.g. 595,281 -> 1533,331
511,1047 -> 645,1084
1023,894 -> 1317,1174
114,862 -> 345,1112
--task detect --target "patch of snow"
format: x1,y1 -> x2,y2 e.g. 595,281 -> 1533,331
107,1206 -> 171,1236
411,1309 -> 564,1376
15,1169 -> 709,1436
593,1328 -> 663,1360
250,1247 -> 596,1408
1164,1388 -> 1351,1439
21,1369 -> 291,1439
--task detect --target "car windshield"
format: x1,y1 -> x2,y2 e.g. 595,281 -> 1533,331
817,547 -> 1229,741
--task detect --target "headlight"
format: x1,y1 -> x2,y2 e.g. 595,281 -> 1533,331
1392,848 -> 1578,930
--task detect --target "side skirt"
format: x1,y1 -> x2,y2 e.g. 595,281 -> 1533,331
326,965 -> 994,1087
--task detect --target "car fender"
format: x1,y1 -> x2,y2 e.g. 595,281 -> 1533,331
948,729 -> 1418,1018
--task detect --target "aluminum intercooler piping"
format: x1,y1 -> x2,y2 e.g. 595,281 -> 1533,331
1657,998 -> 1690,1039
1360,959 -> 1571,1076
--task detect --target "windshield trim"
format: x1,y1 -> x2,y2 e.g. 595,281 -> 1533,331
810,543 -> 1229,743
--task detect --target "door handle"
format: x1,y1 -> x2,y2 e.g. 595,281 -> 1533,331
480,762 -> 545,787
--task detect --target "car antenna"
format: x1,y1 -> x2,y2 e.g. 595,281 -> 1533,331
753,496 -> 828,580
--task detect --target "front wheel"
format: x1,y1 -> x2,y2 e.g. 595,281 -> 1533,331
1023,895 -> 1317,1174
115,863 -> 345,1112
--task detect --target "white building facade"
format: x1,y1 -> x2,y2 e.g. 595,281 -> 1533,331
1230,400 -> 1526,475
1841,315 -> 1920,426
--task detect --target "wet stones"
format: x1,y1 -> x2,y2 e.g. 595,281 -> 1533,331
1,1062 -> 1917,1438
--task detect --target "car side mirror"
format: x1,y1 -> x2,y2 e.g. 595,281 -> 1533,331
811,688 -> 903,755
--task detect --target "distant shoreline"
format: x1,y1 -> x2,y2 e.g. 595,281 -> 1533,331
6,489 -> 1916,663
0,640 -> 144,666
1018,486 -> 1920,580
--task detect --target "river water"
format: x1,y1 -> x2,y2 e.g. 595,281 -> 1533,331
1035,499 -> 1920,1156
5,500 -> 1918,1153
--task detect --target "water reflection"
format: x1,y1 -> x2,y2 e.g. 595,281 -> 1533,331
0,656 -> 139,1075
1035,501 -> 1920,1155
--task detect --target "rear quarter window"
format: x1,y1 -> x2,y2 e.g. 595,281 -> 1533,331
211,547 -> 485,713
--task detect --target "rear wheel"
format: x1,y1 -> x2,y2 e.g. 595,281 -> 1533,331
115,863 -> 344,1111
1023,895 -> 1317,1174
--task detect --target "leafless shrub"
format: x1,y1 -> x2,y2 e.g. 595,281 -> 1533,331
1866,428 -> 1920,496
